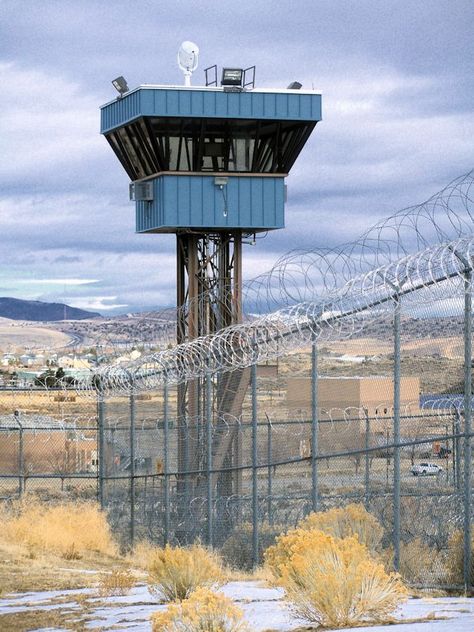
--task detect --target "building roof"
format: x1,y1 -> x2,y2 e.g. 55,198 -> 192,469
101,84 -> 322,134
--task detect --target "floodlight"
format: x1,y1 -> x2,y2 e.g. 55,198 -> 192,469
287,81 -> 302,90
178,41 -> 199,86
221,68 -> 244,87
112,76 -> 129,95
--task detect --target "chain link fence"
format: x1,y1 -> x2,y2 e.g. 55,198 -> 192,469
1,304 -> 473,593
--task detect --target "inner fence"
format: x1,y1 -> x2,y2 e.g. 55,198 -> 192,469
1,348 -> 472,592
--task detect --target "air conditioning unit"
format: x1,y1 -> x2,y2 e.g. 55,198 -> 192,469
129,181 -> 154,201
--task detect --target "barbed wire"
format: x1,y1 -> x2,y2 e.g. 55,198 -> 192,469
66,170 -> 474,396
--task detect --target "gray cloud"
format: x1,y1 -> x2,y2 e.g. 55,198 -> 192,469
0,0 -> 473,313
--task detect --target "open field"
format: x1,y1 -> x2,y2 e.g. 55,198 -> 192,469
327,335 -> 464,360
0,320 -> 71,352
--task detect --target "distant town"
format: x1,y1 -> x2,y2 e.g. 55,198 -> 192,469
0,298 -> 178,387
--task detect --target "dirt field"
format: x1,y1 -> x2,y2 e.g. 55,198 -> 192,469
0,319 -> 71,352
327,335 -> 464,360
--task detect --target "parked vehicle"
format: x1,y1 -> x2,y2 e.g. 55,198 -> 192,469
411,462 -> 443,476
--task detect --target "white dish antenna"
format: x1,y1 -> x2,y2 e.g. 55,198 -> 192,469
178,41 -> 199,86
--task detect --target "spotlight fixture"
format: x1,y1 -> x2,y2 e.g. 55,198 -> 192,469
112,76 -> 129,96
287,81 -> 302,90
221,68 -> 244,87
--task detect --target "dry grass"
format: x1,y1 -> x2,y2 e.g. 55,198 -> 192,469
446,530 -> 474,585
147,544 -> 224,602
399,538 -> 447,585
129,540 -> 158,569
0,535 -> 127,594
0,497 -> 125,594
0,607 -> 86,632
97,568 -> 135,597
0,496 -> 118,559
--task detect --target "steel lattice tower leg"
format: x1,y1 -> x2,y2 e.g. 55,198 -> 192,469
176,233 -> 244,516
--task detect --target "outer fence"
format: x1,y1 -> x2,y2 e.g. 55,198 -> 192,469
0,366 -> 472,592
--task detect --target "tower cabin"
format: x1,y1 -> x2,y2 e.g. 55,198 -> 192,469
100,83 -> 322,234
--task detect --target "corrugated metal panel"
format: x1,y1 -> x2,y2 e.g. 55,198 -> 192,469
135,175 -> 285,233
101,88 -> 321,133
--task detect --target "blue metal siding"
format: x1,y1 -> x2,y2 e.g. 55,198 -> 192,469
101,88 -> 321,133
135,175 -> 285,233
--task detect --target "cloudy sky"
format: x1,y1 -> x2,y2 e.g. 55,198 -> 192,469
1,0 -> 473,314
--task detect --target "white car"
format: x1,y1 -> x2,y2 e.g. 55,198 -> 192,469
411,462 -> 443,476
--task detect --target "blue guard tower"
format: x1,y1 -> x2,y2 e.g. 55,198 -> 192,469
100,48 -> 321,509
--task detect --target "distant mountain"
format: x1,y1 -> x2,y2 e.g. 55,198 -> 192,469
0,297 -> 101,321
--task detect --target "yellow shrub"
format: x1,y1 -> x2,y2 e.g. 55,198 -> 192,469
0,497 -> 117,558
151,587 -> 249,632
268,530 -> 407,627
298,503 -> 384,553
98,569 -> 135,597
148,544 -> 224,602
265,526 -> 323,580
265,504 -> 384,579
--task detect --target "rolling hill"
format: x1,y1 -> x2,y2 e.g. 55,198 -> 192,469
0,297 -> 100,321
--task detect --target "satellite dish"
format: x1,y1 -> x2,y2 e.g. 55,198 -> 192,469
178,41 -> 199,86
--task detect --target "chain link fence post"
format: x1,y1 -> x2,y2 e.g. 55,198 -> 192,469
266,413 -> 273,526
455,411 -> 462,491
14,410 -> 24,496
163,381 -> 170,546
463,269 -> 472,593
97,394 -> 106,510
129,382 -> 136,548
206,367 -> 213,547
364,408 -> 370,509
251,356 -> 259,568
393,294 -> 401,572
311,335 -> 319,512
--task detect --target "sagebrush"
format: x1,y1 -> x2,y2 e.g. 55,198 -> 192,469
265,529 -> 407,627
298,503 -> 384,553
151,587 -> 249,632
148,544 -> 224,602
399,538 -> 446,584
265,503 -> 384,578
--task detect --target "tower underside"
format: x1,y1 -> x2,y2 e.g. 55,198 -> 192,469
176,232 -> 247,503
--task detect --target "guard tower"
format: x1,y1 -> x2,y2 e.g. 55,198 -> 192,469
100,57 -> 322,505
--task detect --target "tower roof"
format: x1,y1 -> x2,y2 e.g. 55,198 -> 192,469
101,85 -> 322,133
